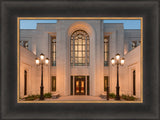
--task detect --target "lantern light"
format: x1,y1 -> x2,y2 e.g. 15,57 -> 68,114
35,58 -> 40,65
45,58 -> 49,65
116,53 -> 120,60
111,58 -> 115,65
120,58 -> 125,65
40,53 -> 44,60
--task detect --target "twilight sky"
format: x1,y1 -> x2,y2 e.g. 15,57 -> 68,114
20,19 -> 141,29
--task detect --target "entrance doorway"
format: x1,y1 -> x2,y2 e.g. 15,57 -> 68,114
75,77 -> 85,95
70,76 -> 89,95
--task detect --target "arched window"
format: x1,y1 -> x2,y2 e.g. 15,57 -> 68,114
70,30 -> 89,66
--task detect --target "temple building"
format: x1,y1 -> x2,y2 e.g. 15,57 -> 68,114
19,20 -> 142,100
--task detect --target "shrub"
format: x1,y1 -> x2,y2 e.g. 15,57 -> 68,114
44,93 -> 52,98
109,93 -> 116,98
121,94 -> 136,101
24,93 -> 52,101
24,95 -> 39,101
35,94 -> 40,98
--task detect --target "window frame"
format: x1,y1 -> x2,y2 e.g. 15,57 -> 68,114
104,36 -> 109,66
51,37 -> 56,66
104,76 -> 109,91
51,76 -> 56,92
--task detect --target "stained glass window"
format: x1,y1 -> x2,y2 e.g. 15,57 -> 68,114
70,30 -> 90,66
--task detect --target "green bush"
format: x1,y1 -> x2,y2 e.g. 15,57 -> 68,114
24,93 -> 52,101
121,94 -> 136,101
35,94 -> 40,98
44,93 -> 52,98
24,95 -> 40,101
109,93 -> 116,98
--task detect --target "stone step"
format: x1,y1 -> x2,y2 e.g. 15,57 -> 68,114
51,92 -> 60,99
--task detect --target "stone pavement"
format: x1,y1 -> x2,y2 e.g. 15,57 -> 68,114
29,95 -> 139,102
44,95 -> 116,101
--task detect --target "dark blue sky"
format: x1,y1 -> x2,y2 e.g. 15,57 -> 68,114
20,20 -> 141,29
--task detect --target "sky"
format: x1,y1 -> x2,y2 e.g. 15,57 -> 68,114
20,19 -> 141,29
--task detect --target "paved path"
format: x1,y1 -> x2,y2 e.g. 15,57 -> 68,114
44,96 -> 115,101
55,96 -> 104,101
30,96 -> 139,102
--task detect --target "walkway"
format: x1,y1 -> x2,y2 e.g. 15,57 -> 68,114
55,96 -> 104,101
44,95 -> 114,101
22,95 -> 140,102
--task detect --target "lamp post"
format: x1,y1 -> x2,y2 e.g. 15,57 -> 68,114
111,53 -> 125,100
35,53 -> 49,100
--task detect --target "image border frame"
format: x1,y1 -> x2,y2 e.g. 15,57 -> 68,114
1,0 -> 159,120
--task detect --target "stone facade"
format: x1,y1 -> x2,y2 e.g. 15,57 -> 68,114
19,20 -> 141,99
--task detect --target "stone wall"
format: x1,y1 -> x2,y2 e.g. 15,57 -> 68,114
20,46 -> 50,98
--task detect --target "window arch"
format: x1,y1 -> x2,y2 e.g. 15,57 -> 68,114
70,30 -> 90,66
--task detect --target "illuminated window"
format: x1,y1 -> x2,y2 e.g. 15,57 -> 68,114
70,30 -> 89,66
51,76 -> 56,91
51,37 -> 56,66
104,76 -> 108,91
104,36 -> 109,66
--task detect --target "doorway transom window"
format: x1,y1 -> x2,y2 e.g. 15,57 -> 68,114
70,30 -> 90,66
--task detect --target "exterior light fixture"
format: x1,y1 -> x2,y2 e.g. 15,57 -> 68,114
115,53 -> 120,60
35,53 -> 49,100
111,53 -> 125,100
120,58 -> 125,66
40,53 -> 44,60
35,58 -> 40,65
111,58 -> 115,65
45,58 -> 49,65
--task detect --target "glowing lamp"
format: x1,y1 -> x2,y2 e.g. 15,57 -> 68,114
35,58 -> 40,65
40,53 -> 44,60
116,53 -> 120,60
120,58 -> 125,65
45,58 -> 49,65
111,58 -> 115,65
